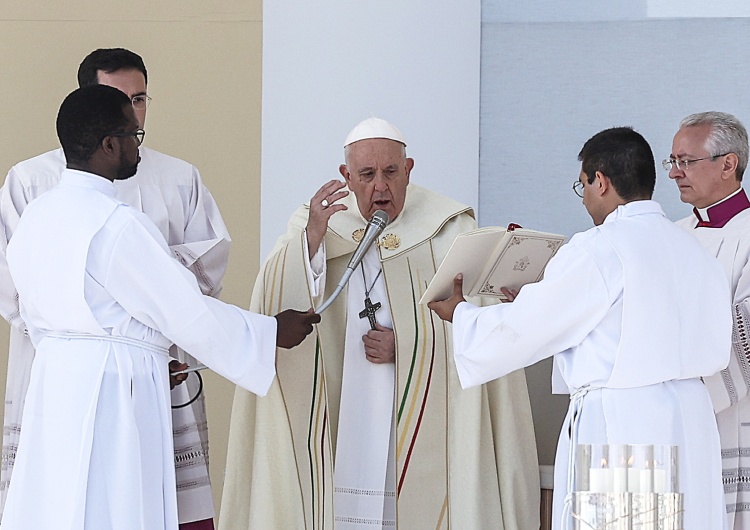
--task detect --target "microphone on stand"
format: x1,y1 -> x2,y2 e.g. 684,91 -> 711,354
316,209 -> 389,313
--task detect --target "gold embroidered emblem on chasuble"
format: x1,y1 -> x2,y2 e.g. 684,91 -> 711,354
352,228 -> 365,243
380,233 -> 401,250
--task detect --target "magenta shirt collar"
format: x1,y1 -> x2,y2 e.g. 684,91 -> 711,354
693,188 -> 749,228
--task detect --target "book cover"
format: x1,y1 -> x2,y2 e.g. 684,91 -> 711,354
419,226 -> 565,304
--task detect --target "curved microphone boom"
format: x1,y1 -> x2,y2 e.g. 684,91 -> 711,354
316,209 -> 389,313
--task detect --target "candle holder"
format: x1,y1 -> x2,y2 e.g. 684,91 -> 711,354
610,444 -> 629,494
572,492 -> 631,530
657,492 -> 683,530
631,493 -> 657,529
653,446 -> 679,494
628,445 -> 654,495
589,444 -> 613,493
573,444 -> 684,530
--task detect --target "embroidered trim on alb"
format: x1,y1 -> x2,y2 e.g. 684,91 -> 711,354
334,516 -> 396,526
730,302 -> 750,403
334,486 -> 396,497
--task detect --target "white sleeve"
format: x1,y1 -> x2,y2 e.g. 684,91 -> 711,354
0,167 -> 31,330
169,165 -> 231,297
452,243 -> 611,389
303,229 -> 326,300
92,210 -> 276,396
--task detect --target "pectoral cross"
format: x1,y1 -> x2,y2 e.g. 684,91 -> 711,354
359,296 -> 381,330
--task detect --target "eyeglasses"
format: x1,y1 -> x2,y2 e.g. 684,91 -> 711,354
108,129 -> 146,146
661,153 -> 728,171
573,180 -> 584,198
131,95 -> 152,110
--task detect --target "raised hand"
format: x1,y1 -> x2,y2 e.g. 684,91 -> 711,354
274,308 -> 321,349
306,179 -> 349,258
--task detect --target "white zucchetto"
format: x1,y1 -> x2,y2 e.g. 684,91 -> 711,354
343,117 -> 407,147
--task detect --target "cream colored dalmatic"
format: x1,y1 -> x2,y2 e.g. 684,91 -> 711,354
221,184 -> 540,530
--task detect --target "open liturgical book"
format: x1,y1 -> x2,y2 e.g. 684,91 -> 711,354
419,224 -> 566,304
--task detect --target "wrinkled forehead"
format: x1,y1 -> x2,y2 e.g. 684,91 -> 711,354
345,138 -> 406,167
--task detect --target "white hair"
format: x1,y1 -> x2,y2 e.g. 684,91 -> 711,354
680,111 -> 748,181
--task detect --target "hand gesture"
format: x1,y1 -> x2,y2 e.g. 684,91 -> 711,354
306,180 -> 349,258
362,323 -> 396,364
427,274 -> 466,323
274,308 -> 321,349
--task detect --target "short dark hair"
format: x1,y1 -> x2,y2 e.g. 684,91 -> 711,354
56,85 -> 132,165
578,127 -> 656,201
77,48 -> 148,88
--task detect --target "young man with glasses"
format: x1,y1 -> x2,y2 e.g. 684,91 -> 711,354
430,126 -> 731,530
0,48 -> 228,530
669,111 -> 750,530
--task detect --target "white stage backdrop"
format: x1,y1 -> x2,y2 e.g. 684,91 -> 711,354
260,0 -> 481,260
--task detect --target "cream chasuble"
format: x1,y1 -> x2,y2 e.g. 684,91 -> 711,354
220,184 -> 540,530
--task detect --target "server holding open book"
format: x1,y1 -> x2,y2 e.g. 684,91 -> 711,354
427,126 -> 731,530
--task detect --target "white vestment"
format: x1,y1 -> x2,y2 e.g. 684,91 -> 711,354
678,195 -> 750,529
452,201 -> 731,530
307,242 -> 397,528
0,170 -> 275,530
0,147 -> 229,523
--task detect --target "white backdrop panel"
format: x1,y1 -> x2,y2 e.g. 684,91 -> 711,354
261,0 -> 480,260
484,0 -> 748,23
480,18 -> 750,234
484,0 -> 646,23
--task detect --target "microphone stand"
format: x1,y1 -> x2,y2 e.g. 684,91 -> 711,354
316,210 -> 388,313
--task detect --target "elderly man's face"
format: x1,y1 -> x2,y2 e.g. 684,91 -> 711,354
97,68 -> 148,129
669,124 -> 734,209
339,138 -> 413,222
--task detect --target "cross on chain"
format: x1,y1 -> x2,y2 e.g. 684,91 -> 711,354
359,296 -> 381,330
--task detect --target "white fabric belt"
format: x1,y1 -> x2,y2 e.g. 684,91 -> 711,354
45,332 -> 170,357
561,385 -> 600,530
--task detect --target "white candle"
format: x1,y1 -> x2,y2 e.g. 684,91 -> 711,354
627,468 -> 640,493
654,469 -> 667,494
639,469 -> 653,493
589,468 -> 613,493
612,468 -> 627,492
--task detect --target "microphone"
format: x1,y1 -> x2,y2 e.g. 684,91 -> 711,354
316,209 -> 389,313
